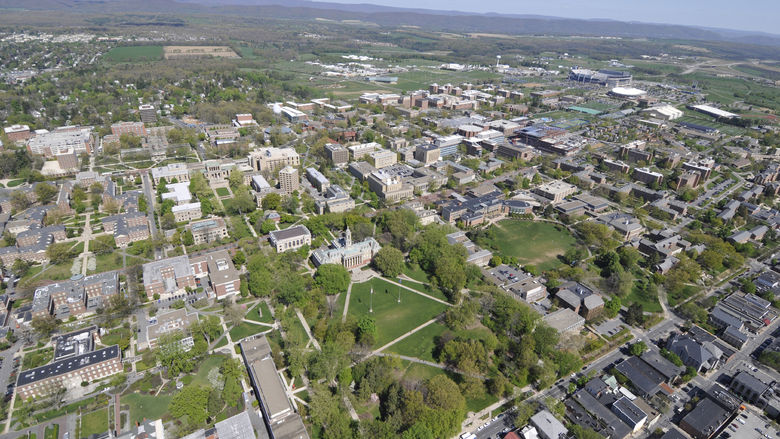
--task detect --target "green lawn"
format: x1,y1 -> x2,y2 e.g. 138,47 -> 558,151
402,263 -> 430,283
213,337 -> 229,349
22,347 -> 53,370
386,322 -> 447,362
391,277 -> 448,302
192,355 -> 227,387
348,278 -> 448,347
215,187 -> 231,197
229,322 -> 266,341
245,301 -> 274,324
123,393 -> 171,426
42,262 -> 76,282
487,220 -> 579,271
79,408 -> 108,438
6,179 -> 25,187
105,45 -> 163,62
90,253 -> 124,274
624,287 -> 663,313
44,424 -> 58,439
398,361 -> 497,412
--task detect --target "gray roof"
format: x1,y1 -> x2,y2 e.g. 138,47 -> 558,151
640,350 -> 684,380
269,225 -> 311,242
611,396 -> 647,426
530,410 -> 568,439
615,356 -> 665,396
732,371 -> 770,395
214,411 -> 257,439
680,398 -> 730,437
660,428 -> 688,439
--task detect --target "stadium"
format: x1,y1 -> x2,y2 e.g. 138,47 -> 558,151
569,68 -> 633,87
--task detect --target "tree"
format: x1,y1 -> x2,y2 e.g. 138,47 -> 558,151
261,193 -> 281,211
630,341 -> 647,356
169,385 -> 210,432
182,230 -> 194,246
357,316 -> 377,345
260,219 -> 276,235
10,191 -> 31,211
91,235 -> 116,255
228,188 -> 256,215
625,303 -> 644,326
282,195 -> 299,214
228,169 -> 244,190
31,315 -> 58,338
373,247 -> 404,277
35,182 -> 58,205
47,242 -> 74,265
314,264 -> 351,294
605,296 -> 622,318
617,246 -> 641,269
161,212 -> 176,230
740,278 -> 757,295
489,255 -> 502,267
607,270 -> 634,297
424,375 -> 465,413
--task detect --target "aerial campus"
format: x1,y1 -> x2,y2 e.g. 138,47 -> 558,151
0,1 -> 778,439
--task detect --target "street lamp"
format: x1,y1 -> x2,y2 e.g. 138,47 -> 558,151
397,278 -> 401,303
369,287 -> 373,313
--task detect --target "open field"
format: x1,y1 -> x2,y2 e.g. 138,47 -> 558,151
79,408 -> 108,438
487,220 -> 579,271
123,393 -> 171,426
245,301 -> 274,324
163,46 -> 239,59
386,321 -> 448,362
105,46 -> 163,62
229,322 -> 266,341
348,278 -> 448,347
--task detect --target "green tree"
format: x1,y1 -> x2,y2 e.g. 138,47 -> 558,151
373,246 -> 404,277
46,242 -> 74,265
605,296 -> 622,318
357,316 -> 377,345
91,235 -> 116,255
314,264 -> 351,294
228,168 -> 244,190
261,193 -> 281,211
260,219 -> 276,235
169,385 -> 210,432
35,182 -> 58,204
630,341 -> 647,356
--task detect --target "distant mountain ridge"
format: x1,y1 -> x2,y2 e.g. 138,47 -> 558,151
2,0 -> 780,48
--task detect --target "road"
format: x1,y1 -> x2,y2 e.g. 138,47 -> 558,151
140,171 -> 163,260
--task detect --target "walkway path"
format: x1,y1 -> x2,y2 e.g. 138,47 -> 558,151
363,318 -> 439,360
295,309 -> 321,351
341,283 -> 353,323
373,352 -> 486,380
380,277 -> 452,307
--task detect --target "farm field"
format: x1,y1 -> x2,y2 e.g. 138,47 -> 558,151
105,46 -> 163,62
163,46 -> 239,59
487,220 -> 579,271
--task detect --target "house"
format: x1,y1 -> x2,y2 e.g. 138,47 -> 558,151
543,309 -> 584,333
639,350 -> 684,383
667,333 -> 722,373
530,410 -> 567,439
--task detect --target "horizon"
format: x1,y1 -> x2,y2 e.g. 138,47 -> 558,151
311,0 -> 778,35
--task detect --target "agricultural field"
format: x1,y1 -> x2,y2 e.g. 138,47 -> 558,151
486,220 -> 580,271
104,46 -> 163,62
163,46 -> 239,59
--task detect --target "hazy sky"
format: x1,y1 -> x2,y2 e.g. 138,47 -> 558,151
315,0 -> 777,34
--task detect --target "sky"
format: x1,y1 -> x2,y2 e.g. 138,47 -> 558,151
314,0 -> 778,34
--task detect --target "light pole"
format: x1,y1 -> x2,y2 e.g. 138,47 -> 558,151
369,287 -> 373,313
397,278 -> 401,303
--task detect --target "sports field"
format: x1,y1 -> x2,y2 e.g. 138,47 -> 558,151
105,46 -> 163,62
488,220 -> 579,271
347,278 -> 448,347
